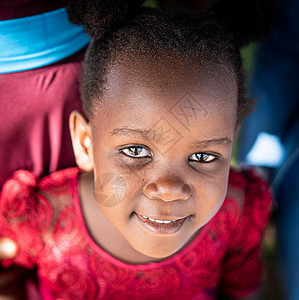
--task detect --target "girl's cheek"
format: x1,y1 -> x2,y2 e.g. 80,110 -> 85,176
193,172 -> 228,217
93,172 -> 128,208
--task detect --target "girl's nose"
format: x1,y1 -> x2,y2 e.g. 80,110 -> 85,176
143,176 -> 192,201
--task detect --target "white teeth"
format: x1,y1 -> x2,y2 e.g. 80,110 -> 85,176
141,215 -> 175,224
154,219 -> 164,224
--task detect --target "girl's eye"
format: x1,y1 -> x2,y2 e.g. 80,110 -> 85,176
189,152 -> 218,163
120,146 -> 151,158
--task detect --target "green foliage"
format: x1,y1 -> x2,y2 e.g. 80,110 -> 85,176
143,0 -> 158,8
241,42 -> 257,74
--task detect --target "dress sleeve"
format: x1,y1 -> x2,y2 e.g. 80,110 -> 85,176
220,169 -> 273,298
0,170 -> 51,269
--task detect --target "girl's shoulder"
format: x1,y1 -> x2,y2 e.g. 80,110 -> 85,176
227,166 -> 272,210
0,168 -> 80,268
216,166 -> 272,244
213,168 -> 273,298
228,166 -> 270,190
0,167 -> 79,215
222,166 -> 272,244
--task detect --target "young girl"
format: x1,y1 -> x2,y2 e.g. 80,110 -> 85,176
0,0 -> 275,299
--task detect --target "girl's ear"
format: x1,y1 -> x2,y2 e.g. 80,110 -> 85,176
69,111 -> 94,171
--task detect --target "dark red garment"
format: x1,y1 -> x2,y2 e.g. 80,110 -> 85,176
0,49 -> 85,187
0,0 -> 87,187
0,167 -> 272,299
0,0 -> 67,20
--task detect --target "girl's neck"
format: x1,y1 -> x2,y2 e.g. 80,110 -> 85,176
78,171 -> 163,264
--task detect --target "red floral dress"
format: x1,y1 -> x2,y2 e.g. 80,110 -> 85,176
0,168 -> 272,299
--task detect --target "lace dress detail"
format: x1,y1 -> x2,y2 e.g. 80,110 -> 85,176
0,168 -> 272,299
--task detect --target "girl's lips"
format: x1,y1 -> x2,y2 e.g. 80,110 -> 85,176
134,212 -> 188,235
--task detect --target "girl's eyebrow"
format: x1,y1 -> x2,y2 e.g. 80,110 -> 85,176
110,127 -> 152,139
110,127 -> 232,146
191,137 -> 232,147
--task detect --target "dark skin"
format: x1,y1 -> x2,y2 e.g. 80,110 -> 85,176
0,55 -> 256,300
69,55 -> 258,299
71,56 -> 238,261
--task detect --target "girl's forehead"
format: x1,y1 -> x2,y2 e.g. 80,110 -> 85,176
92,57 -> 238,138
102,56 -> 238,111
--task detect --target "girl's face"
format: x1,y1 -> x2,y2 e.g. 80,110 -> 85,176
73,57 -> 238,260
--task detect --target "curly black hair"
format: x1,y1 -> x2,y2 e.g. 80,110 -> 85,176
67,0 -> 276,123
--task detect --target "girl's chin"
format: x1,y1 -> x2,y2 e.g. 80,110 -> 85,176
132,246 -> 178,262
127,234 -> 191,262
122,212 -> 197,263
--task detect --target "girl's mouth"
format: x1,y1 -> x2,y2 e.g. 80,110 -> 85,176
134,212 -> 189,235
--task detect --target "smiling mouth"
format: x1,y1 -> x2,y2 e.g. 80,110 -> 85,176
134,212 -> 190,235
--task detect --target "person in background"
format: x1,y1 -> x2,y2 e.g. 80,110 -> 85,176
0,1 -> 89,298
0,0 -> 90,188
237,0 -> 299,299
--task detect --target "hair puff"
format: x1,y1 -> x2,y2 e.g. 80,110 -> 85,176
67,0 -> 145,38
